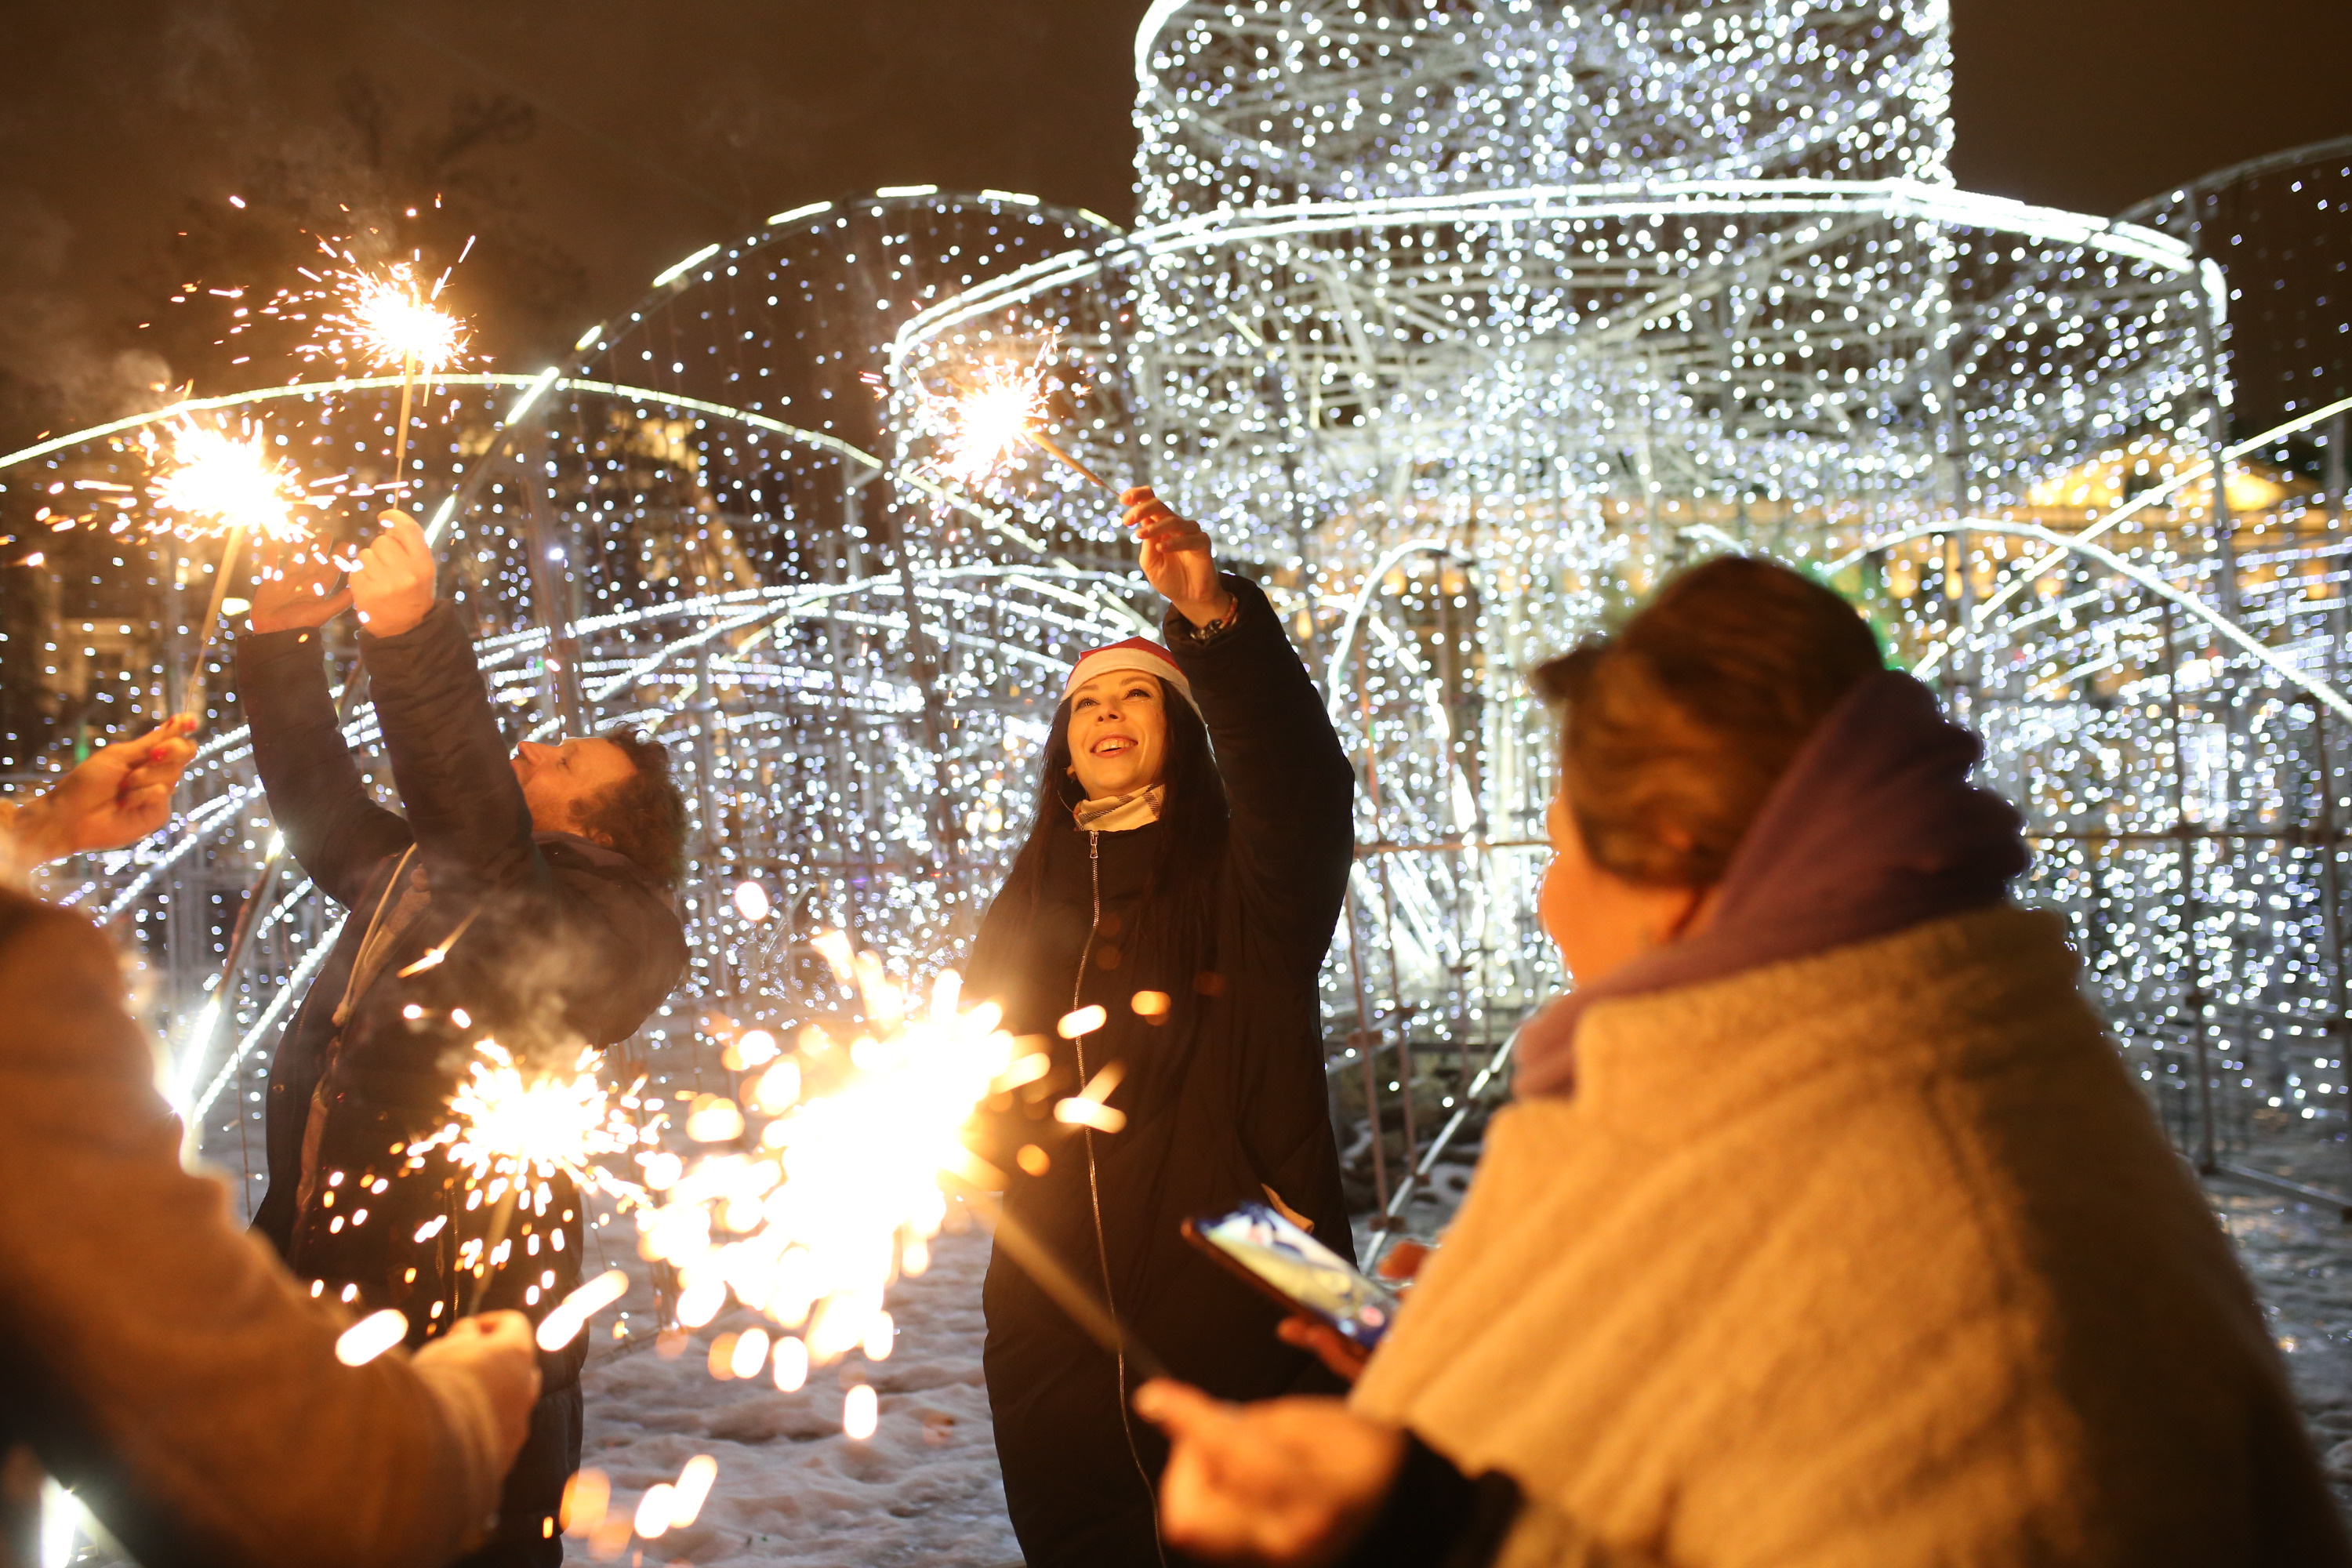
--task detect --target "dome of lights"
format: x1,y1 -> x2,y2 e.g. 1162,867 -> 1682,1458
883,0 -> 2352,1210
888,0 -> 2218,1024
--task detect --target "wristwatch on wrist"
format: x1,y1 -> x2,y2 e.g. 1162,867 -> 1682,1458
1185,592 -> 1241,642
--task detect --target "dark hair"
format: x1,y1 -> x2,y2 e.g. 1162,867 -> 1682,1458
577,728 -> 689,889
1531,557 -> 1882,887
1000,676 -> 1229,944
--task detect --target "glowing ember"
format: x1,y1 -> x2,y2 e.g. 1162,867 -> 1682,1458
667,1456 -> 719,1529
146,419 -> 318,543
408,1040 -> 648,1199
334,1307 -> 409,1366
328,260 -> 470,375
535,1268 -> 630,1352
559,1469 -> 610,1536
1054,1061 -> 1129,1134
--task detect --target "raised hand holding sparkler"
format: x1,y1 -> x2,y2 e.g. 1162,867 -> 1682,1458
247,537 -> 353,633
344,510 -> 438,636
1123,486 -> 1236,630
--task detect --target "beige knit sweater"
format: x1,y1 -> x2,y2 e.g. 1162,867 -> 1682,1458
1352,907 -> 2350,1566
0,889 -> 509,1568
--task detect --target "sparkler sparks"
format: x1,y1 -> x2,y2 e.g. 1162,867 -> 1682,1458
145,418 -> 321,544
572,938 -> 1062,1436
903,332 -> 1114,494
925,354 -> 1053,490
408,1040 -> 649,1200
420,935 -> 1111,1442
536,1269 -> 630,1352
321,259 -> 470,377
630,959 -> 1022,1371
334,1307 -> 410,1367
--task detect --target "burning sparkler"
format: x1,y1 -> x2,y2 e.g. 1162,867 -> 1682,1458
145,415 -> 336,720
147,418 -> 315,545
408,1040 -> 648,1200
623,938 -> 1163,1414
309,253 -> 473,497
629,960 -> 1021,1377
904,333 -> 1115,495
331,260 -> 471,379
405,1039 -> 655,1309
423,935 -> 1150,1439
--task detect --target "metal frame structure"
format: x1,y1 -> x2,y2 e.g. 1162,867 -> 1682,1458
2,0 -> 2346,1230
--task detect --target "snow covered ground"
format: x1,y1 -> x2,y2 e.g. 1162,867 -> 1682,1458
566,1134 -> 2352,1566
570,1201 -> 1021,1568
2206,1132 -> 2352,1515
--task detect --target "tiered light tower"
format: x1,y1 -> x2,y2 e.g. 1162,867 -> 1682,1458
887,0 -> 2350,1208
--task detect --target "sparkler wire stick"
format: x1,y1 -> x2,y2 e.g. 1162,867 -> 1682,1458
982,1203 -> 1166,1381
466,1185 -> 523,1316
179,524 -> 248,721
391,350 -> 418,495
1022,430 -> 1116,493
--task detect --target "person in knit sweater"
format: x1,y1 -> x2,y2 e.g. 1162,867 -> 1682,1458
0,722 -> 542,1568
1135,557 -> 2352,1567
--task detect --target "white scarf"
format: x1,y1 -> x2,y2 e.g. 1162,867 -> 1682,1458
1072,785 -> 1165,832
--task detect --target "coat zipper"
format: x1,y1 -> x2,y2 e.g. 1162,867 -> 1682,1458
1071,828 -> 1167,1562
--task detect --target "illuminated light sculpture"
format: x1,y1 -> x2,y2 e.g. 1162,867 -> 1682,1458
3,6 -> 2348,1234
884,0 -> 2352,1205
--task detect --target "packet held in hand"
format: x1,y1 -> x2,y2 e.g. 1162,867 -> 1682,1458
1184,1200 -> 1400,1352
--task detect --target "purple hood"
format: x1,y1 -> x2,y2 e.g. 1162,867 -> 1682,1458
1513,670 -> 2029,1098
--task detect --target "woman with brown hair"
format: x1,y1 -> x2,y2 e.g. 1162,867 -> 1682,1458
1135,556 -> 2351,1567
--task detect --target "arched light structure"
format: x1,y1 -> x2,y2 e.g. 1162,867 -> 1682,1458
5,1 -> 2347,1217
873,0 -> 2350,1200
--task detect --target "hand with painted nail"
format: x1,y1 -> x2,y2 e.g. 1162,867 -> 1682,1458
7,717 -> 200,862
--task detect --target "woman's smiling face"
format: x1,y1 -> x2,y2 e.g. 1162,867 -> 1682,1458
1065,670 -> 1170,800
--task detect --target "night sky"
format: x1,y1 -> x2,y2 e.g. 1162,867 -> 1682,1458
2,0 -> 2346,452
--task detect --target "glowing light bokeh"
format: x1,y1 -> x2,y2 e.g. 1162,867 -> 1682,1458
3,2 -> 2347,1258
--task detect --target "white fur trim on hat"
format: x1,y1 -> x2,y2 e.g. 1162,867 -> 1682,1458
1062,637 -> 1200,713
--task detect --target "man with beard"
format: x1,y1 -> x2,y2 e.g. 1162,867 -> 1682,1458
238,512 -> 689,1567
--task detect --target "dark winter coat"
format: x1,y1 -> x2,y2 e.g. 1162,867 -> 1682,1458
237,602 -> 684,1561
967,575 -> 1356,1568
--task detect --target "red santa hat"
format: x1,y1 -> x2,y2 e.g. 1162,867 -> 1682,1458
1061,637 -> 1200,715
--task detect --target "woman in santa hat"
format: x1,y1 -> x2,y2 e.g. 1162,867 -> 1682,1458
967,485 -> 1359,1568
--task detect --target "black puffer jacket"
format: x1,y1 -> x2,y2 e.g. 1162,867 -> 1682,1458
968,575 -> 1356,1568
238,602 -> 686,1371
